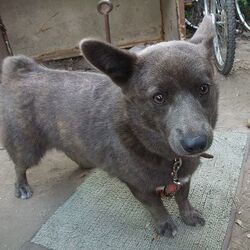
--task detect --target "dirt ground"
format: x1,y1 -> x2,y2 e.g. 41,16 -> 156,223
0,37 -> 250,250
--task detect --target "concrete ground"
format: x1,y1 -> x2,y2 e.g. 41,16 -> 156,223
0,38 -> 250,250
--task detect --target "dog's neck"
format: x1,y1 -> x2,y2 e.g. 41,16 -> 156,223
114,99 -> 177,162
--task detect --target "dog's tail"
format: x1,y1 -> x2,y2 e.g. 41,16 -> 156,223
1,55 -> 41,83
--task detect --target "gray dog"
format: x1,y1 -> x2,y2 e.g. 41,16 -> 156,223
1,16 -> 218,237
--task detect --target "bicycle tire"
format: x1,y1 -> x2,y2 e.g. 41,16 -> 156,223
210,0 -> 236,75
235,0 -> 250,31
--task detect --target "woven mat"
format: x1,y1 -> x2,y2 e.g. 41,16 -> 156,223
32,132 -> 248,250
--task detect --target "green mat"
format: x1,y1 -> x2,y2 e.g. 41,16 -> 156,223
32,132 -> 249,250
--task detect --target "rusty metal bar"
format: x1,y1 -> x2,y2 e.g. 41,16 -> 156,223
0,16 -> 13,55
104,14 -> 111,43
97,0 -> 113,43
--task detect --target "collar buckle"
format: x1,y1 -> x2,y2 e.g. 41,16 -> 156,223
172,158 -> 182,183
156,157 -> 183,197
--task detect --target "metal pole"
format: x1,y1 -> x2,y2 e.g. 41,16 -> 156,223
104,14 -> 111,43
97,0 -> 113,43
0,16 -> 13,55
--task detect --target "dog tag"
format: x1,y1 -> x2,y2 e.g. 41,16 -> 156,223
156,182 -> 181,197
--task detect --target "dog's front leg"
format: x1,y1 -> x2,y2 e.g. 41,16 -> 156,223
175,181 -> 205,226
127,185 -> 177,237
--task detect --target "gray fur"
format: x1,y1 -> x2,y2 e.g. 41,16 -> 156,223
0,16 -> 218,237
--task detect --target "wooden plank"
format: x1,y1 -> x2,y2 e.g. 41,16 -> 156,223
34,37 -> 162,62
160,0 -> 180,41
1,0 -> 163,57
176,0 -> 186,40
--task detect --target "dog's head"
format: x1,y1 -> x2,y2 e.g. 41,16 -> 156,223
80,16 -> 218,157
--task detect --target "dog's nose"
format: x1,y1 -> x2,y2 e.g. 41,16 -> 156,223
181,135 -> 207,153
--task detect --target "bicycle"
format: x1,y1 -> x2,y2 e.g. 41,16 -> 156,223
208,0 -> 236,75
185,0 -> 202,31
236,0 -> 250,31
185,0 -> 236,75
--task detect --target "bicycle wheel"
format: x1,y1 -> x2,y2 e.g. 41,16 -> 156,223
185,0 -> 204,31
185,18 -> 198,31
236,0 -> 250,31
209,0 -> 236,75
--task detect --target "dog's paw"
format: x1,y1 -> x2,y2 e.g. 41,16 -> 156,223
181,208 -> 205,226
15,183 -> 33,199
156,219 -> 178,237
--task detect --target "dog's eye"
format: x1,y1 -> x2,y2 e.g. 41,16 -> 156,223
200,84 -> 209,95
153,93 -> 165,104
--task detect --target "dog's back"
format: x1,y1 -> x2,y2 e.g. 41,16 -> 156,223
0,56 -> 120,174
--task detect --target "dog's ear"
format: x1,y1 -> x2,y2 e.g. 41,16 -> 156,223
79,39 -> 137,86
189,15 -> 216,57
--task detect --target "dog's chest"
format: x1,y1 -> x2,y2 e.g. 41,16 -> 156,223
141,158 -> 198,191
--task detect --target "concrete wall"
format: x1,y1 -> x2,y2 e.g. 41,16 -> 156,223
0,0 -> 180,60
